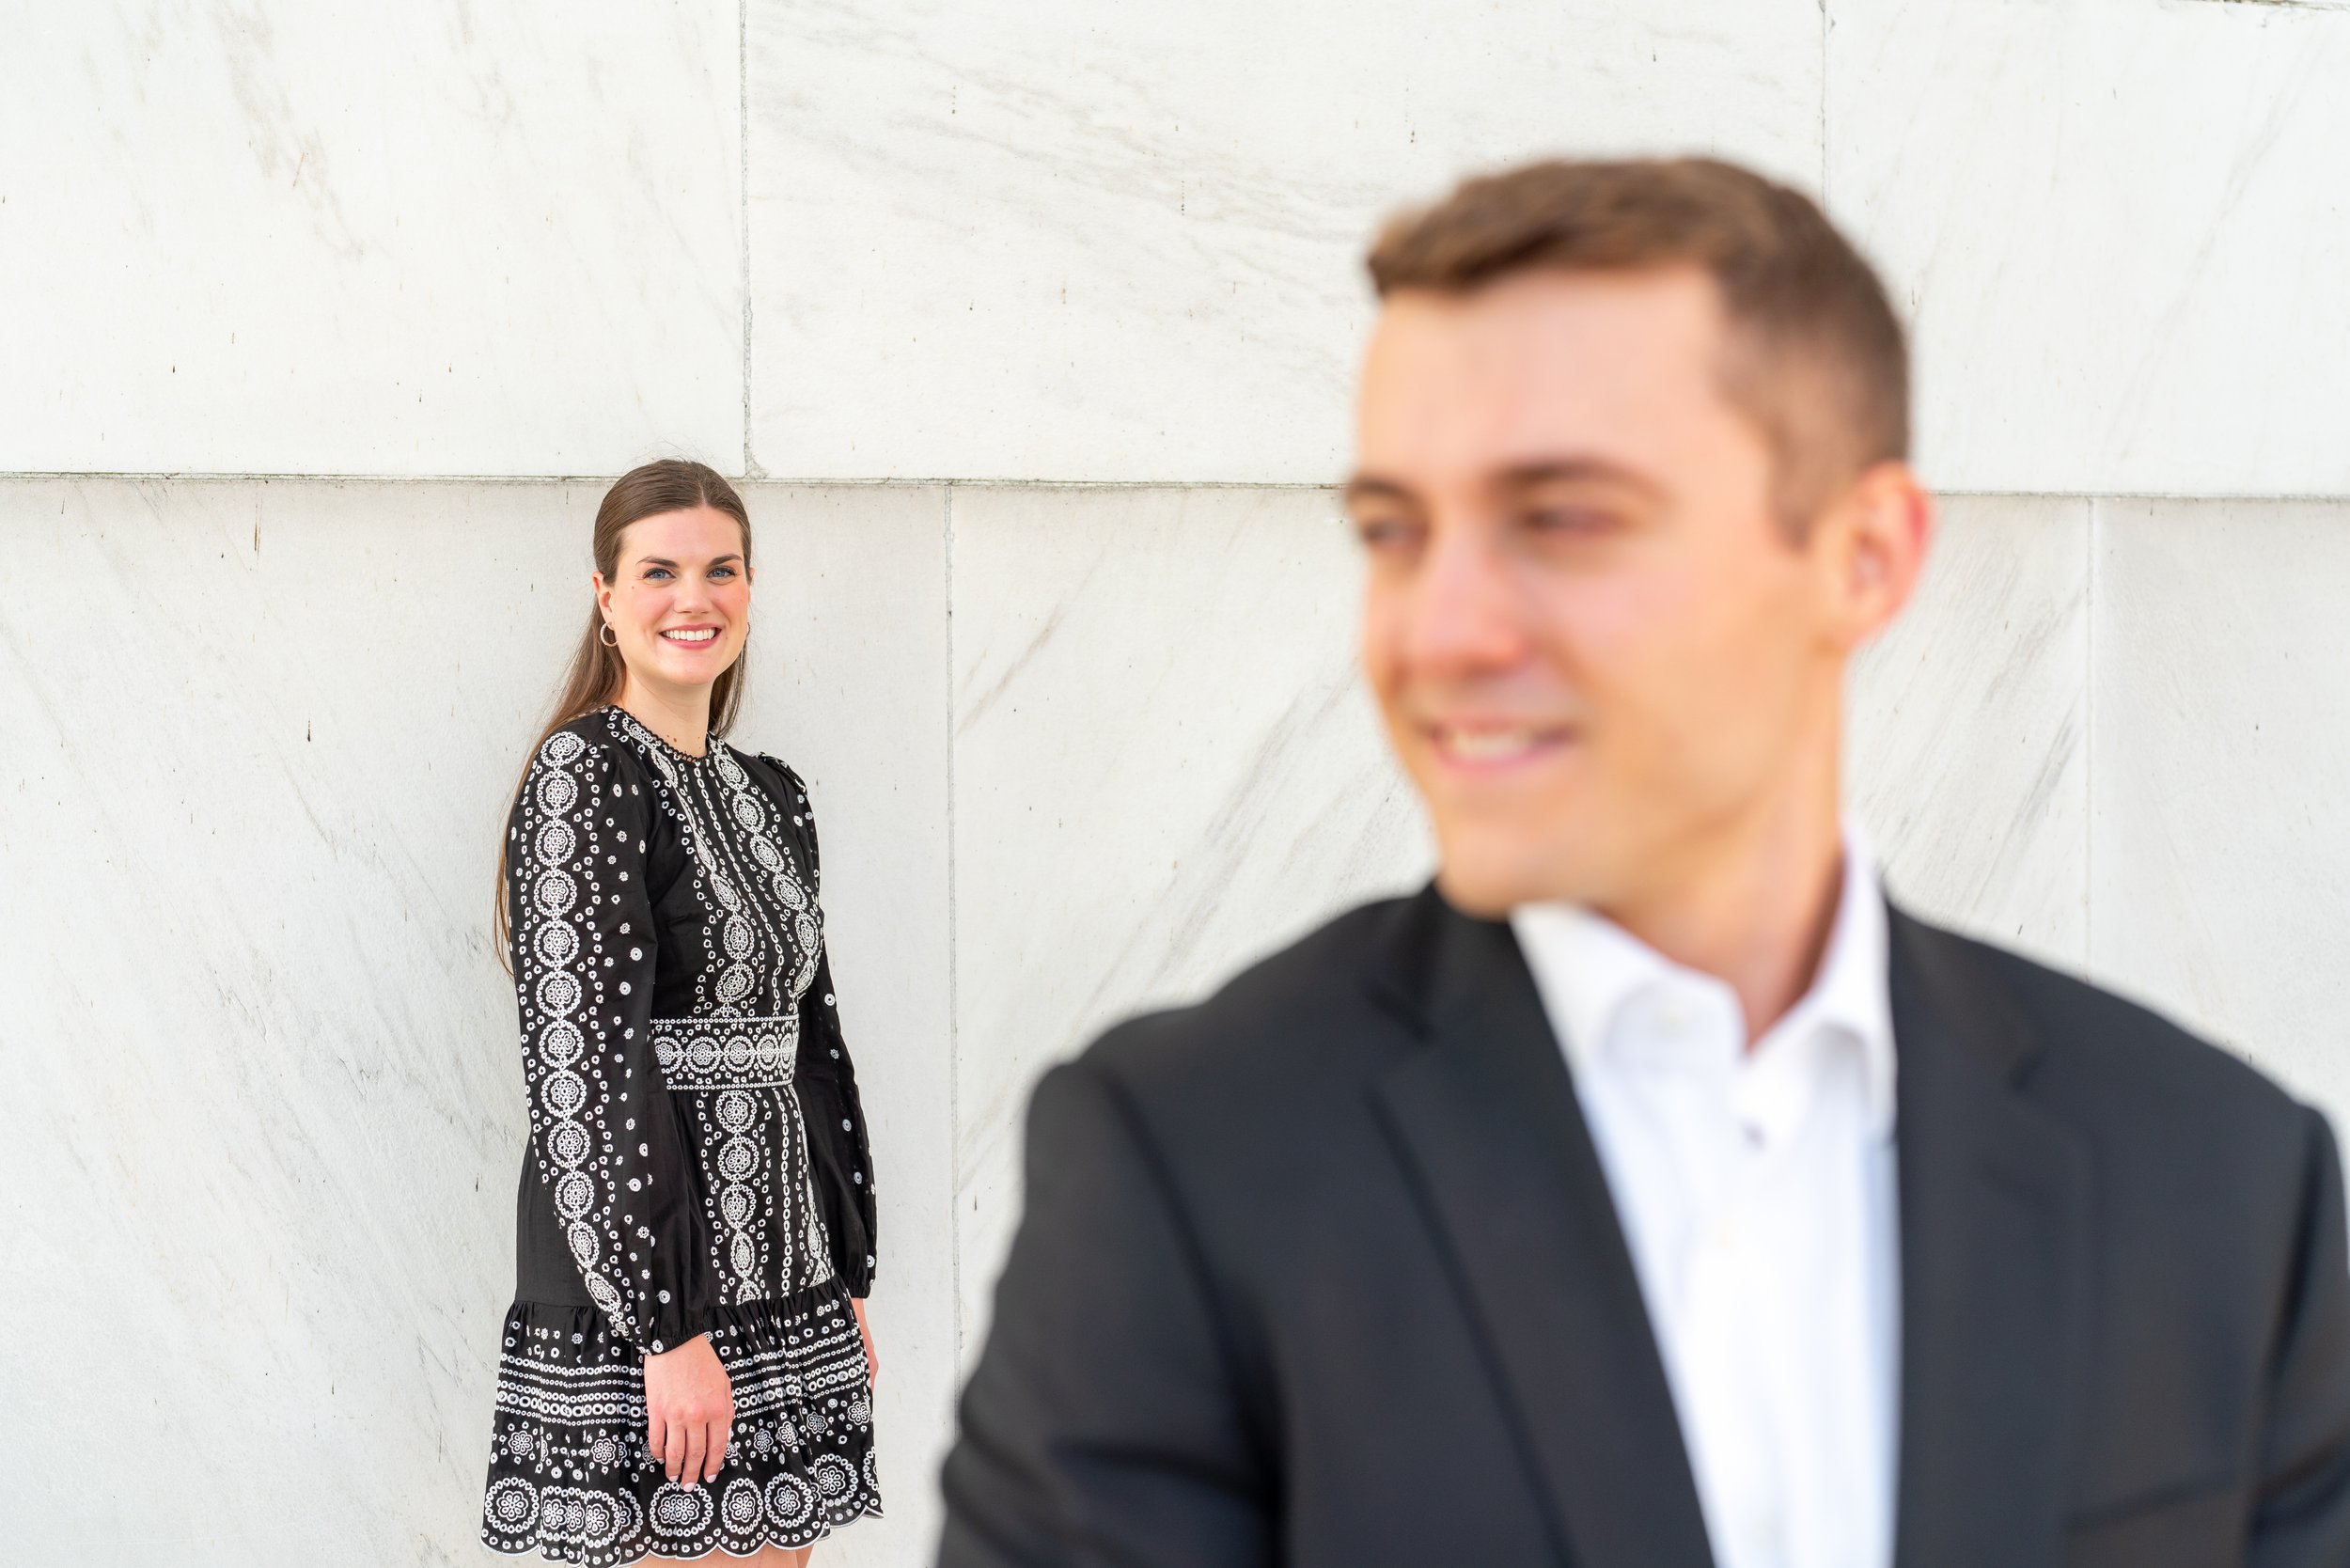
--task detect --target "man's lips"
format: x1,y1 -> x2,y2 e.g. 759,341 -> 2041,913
1422,721 -> 1577,771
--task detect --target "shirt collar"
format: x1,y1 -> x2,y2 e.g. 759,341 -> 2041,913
1507,817 -> 1897,1139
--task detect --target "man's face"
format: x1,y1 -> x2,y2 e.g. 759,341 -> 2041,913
1350,266 -> 1869,917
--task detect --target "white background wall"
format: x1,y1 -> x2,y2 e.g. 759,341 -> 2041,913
4,1 -> 2347,1561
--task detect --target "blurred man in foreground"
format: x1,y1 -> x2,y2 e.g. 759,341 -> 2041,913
938,158 -> 2350,1568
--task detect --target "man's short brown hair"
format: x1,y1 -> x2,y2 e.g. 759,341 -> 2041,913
1367,158 -> 1909,535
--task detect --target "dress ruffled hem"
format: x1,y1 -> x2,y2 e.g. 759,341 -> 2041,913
480,1281 -> 881,1566
481,1494 -> 883,1566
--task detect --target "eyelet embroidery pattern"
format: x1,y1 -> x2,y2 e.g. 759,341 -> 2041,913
514,728 -> 640,1331
482,1295 -> 882,1565
610,712 -> 838,1300
485,712 -> 879,1563
612,711 -> 820,1019
651,1013 -> 799,1090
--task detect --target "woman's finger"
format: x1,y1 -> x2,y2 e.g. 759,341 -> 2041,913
706,1419 -> 729,1482
647,1413 -> 669,1479
662,1416 -> 689,1483
681,1422 -> 708,1489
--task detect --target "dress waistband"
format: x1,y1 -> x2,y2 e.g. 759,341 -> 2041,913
651,1013 -> 800,1090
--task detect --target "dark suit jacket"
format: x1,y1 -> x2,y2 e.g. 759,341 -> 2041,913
937,886 -> 2350,1568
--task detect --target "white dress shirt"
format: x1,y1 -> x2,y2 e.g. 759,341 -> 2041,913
1508,822 -> 1900,1568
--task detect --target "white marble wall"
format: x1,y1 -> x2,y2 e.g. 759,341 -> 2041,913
0,479 -> 950,1563
7,0 -> 2350,1562
744,0 -> 1821,481
1826,0 -> 2350,495
3,4 -> 744,476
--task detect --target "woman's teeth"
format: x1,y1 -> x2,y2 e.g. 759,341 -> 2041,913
661,628 -> 718,644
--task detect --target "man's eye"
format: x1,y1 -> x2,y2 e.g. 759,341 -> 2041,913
1526,507 -> 1609,535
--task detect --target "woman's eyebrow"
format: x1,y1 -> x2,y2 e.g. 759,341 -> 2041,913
634,553 -> 744,569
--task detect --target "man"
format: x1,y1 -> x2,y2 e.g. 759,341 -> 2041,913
936,159 -> 2350,1567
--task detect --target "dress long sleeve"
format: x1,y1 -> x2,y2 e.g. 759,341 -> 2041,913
764,756 -> 880,1296
508,729 -> 714,1353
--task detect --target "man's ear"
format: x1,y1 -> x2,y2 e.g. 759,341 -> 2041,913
1825,461 -> 1933,653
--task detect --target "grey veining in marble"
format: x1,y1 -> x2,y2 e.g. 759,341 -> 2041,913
948,484 -> 1434,1363
5,470 -> 2327,1564
7,0 -> 2350,1559
747,0 -> 1823,483
0,5 -> 741,476
1827,0 -> 2350,495
1850,495 -> 2090,970
2091,498 -> 2350,1137
944,482 -> 2100,1373
0,479 -> 950,1563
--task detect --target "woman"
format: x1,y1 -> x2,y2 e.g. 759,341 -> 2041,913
479,461 -> 883,1566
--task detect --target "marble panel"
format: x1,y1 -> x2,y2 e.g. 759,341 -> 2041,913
948,484 -> 1435,1361
1826,0 -> 2350,494
1849,495 -> 2091,970
0,5 -> 740,476
2090,499 -> 2350,1137
747,0 -> 1824,482
950,486 -> 2093,1372
0,479 -> 949,1563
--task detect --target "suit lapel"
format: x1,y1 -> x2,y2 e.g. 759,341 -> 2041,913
1369,889 -> 1716,1568
1887,906 -> 2091,1568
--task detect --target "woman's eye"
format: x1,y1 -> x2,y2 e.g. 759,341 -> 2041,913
1353,517 -> 1420,551
643,566 -> 672,581
710,566 -> 736,580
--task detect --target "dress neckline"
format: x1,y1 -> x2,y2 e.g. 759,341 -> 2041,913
606,703 -> 719,763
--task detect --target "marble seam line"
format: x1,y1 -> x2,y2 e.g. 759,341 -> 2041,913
11,474 -> 2350,506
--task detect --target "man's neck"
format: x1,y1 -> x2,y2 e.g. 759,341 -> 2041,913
1599,798 -> 1849,1049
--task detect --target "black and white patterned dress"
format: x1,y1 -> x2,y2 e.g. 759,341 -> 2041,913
480,705 -> 882,1564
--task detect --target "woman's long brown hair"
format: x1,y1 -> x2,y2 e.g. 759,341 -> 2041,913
492,459 -> 756,970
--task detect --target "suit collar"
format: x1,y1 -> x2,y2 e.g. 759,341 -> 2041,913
1364,886 -> 2090,1568
1369,886 -> 1716,1568
1507,816 -> 1898,1139
1883,909 -> 2089,1568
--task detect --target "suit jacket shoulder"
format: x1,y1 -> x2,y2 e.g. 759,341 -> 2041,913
1916,913 -> 2326,1187
1078,891 -> 1433,1114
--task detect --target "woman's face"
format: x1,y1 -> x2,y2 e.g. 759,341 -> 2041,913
593,506 -> 754,699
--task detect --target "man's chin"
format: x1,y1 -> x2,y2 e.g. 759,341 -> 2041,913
1433,840 -> 1598,919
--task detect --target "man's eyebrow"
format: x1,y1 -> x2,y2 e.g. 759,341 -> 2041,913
1340,473 -> 1417,507
1493,458 -> 1668,499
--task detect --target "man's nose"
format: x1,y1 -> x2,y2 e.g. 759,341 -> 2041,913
1403,525 -> 1531,677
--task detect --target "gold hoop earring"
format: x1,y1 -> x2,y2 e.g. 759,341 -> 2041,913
599,623 -> 618,648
